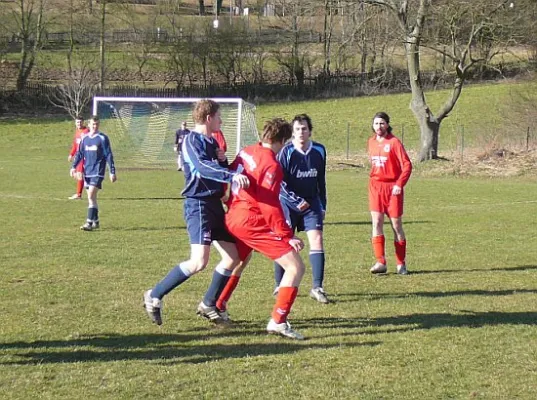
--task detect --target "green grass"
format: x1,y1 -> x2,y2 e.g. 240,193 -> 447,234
2,87 -> 537,399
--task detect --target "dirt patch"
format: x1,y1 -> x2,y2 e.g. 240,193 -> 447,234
328,148 -> 537,178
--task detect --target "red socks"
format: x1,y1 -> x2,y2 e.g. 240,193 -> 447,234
272,286 -> 298,324
394,240 -> 407,265
371,235 -> 386,264
76,179 -> 84,196
216,275 -> 240,311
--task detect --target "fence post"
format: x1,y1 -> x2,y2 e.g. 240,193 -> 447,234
460,125 -> 464,162
527,126 -> 530,151
346,122 -> 350,160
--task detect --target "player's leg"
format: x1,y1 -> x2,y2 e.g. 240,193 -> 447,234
306,229 -> 329,303
70,164 -> 84,199
197,240 -> 242,323
143,243 -> 211,325
273,204 -> 294,292
267,250 -> 306,340
369,181 -> 388,273
177,151 -> 183,171
389,192 -> 407,274
81,183 -> 99,231
216,251 -> 253,314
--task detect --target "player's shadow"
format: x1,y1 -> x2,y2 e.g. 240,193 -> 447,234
332,288 -> 537,303
105,226 -> 186,232
408,264 -> 537,275
297,310 -> 537,335
0,332 -> 380,365
110,197 -> 184,201
325,220 -> 432,226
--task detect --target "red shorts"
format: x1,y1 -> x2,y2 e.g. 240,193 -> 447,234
369,180 -> 404,218
225,212 -> 293,261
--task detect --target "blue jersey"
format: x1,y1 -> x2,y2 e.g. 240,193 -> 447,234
278,141 -> 327,211
181,131 -> 236,199
72,132 -> 115,178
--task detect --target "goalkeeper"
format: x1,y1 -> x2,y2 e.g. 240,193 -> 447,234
174,121 -> 190,171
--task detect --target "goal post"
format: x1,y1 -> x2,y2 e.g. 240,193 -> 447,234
92,96 -> 259,168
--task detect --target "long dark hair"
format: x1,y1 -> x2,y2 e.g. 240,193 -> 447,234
372,112 -> 393,133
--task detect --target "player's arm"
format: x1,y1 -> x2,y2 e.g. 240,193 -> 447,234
68,134 -> 78,161
71,137 -> 84,171
394,140 -> 412,188
277,147 -> 309,212
317,145 -> 328,211
280,182 -> 309,212
184,134 -> 237,183
103,135 -> 117,181
256,165 -> 294,239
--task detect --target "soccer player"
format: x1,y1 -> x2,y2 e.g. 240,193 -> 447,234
275,114 -> 329,303
174,121 -> 190,171
367,112 -> 412,275
222,118 -> 307,340
67,116 -> 89,200
143,99 -> 249,326
70,115 -> 117,231
212,129 -> 227,153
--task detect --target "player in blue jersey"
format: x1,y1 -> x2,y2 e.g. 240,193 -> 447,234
275,114 -> 329,303
143,99 -> 249,326
70,115 -> 116,231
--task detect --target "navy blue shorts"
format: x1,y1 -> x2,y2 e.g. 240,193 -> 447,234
84,176 -> 104,189
282,197 -> 324,232
184,197 -> 235,245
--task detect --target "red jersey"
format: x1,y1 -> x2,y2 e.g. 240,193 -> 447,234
69,127 -> 89,157
227,143 -> 293,240
212,130 -> 227,153
367,133 -> 412,187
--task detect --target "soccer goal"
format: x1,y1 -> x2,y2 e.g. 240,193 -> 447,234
92,97 -> 259,168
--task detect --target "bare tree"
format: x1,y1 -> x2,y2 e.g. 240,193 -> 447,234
48,61 -> 99,118
362,0 -> 519,161
7,0 -> 48,90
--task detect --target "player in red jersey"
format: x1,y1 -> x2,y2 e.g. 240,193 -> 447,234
67,116 -> 89,200
223,118 -> 307,340
367,112 -> 412,275
212,129 -> 227,153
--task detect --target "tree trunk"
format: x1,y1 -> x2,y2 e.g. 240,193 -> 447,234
199,0 -> 205,15
99,0 -> 106,91
405,37 -> 439,161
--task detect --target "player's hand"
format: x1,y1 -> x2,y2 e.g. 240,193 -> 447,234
297,200 -> 310,212
110,174 -> 117,183
70,168 -> 76,178
288,236 -> 304,252
216,148 -> 227,162
232,173 -> 249,189
392,185 -> 402,195
68,155 -> 72,162
173,146 -> 178,153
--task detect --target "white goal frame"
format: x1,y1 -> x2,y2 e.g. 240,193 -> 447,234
92,96 -> 250,156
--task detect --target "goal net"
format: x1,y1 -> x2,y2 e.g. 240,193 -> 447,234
92,97 -> 259,168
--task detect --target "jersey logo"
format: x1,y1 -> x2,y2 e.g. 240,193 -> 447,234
85,145 -> 98,151
239,150 -> 257,171
296,168 -> 318,178
384,144 -> 391,152
264,172 -> 275,186
371,155 -> 388,167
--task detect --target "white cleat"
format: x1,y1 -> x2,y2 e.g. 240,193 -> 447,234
68,194 -> 82,200
143,290 -> 163,325
266,318 -> 305,340
370,262 -> 387,274
310,287 -> 330,304
396,264 -> 409,275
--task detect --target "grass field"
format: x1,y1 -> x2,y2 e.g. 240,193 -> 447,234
2,85 -> 537,399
